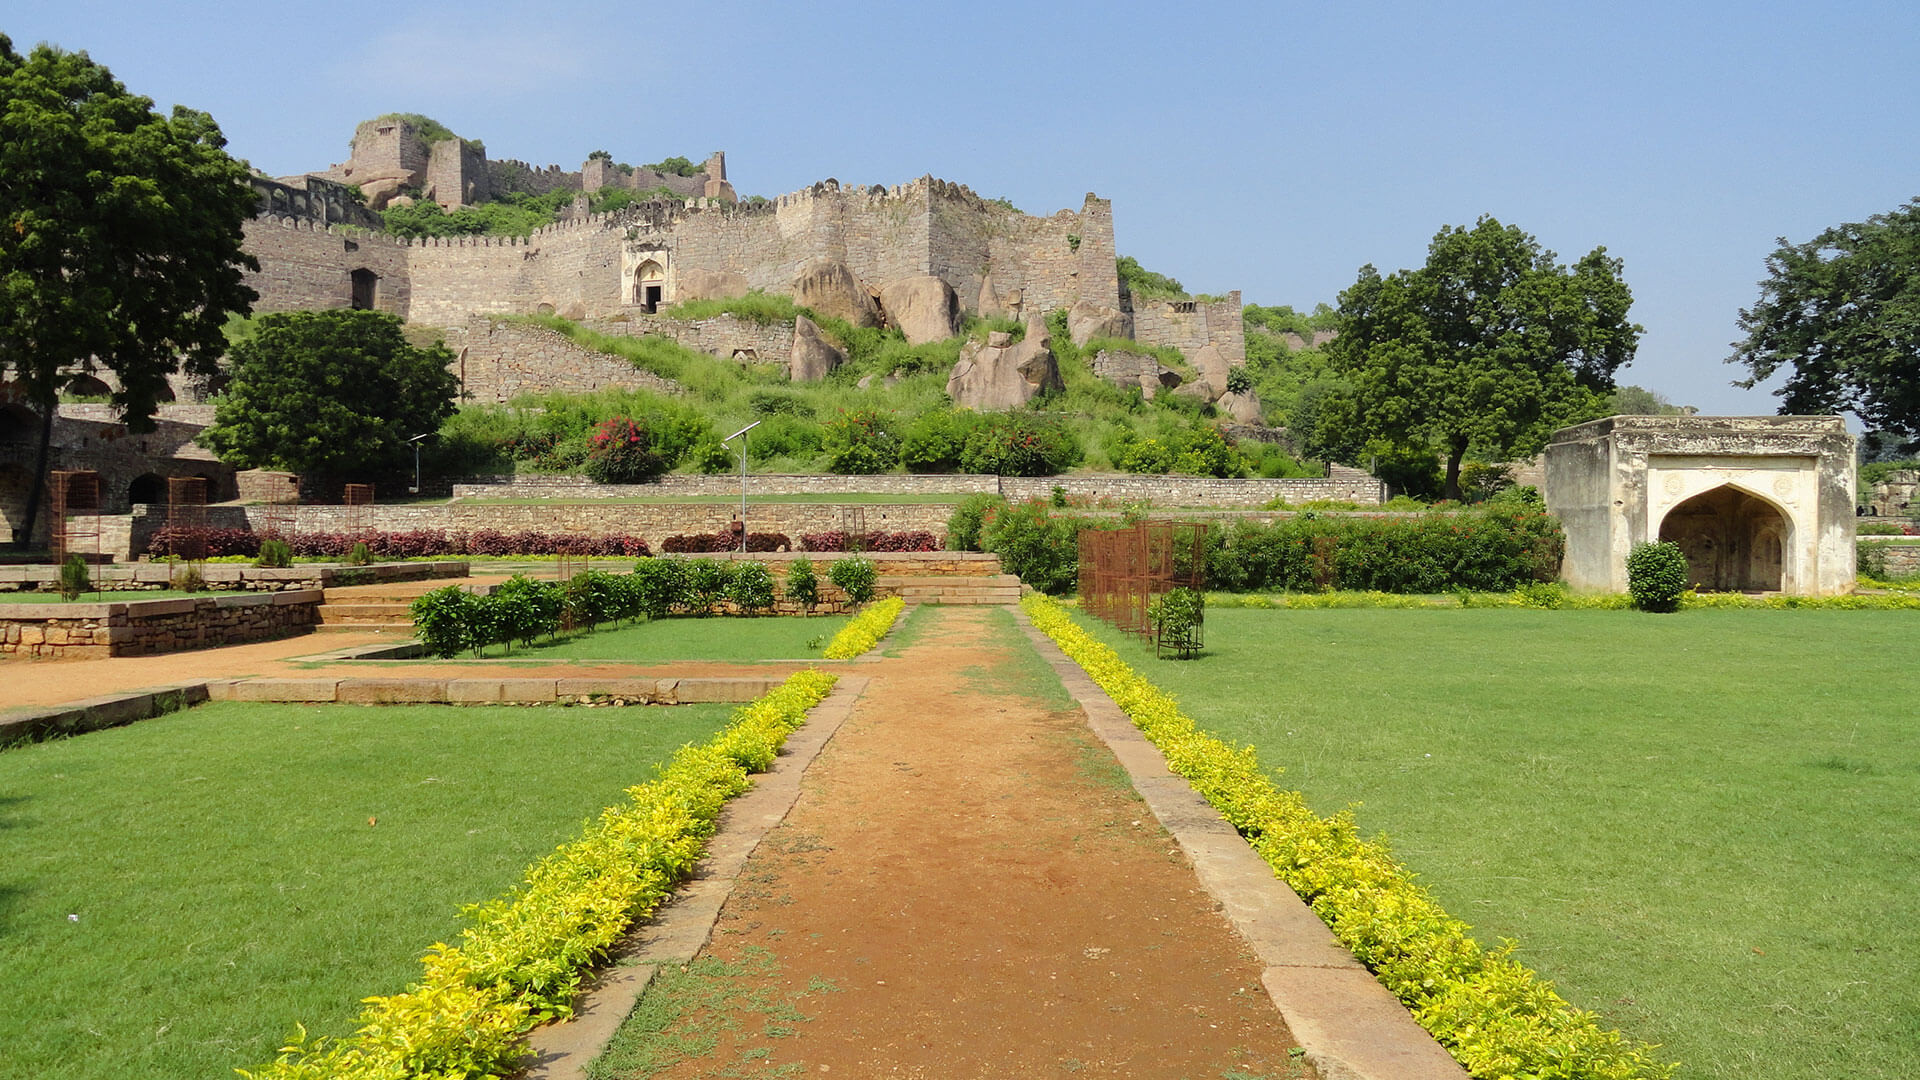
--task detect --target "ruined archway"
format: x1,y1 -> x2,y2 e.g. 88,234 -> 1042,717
0,462 -> 32,546
633,259 -> 665,313
350,268 -> 380,310
64,373 -> 113,400
129,473 -> 167,505
1657,484 -> 1790,592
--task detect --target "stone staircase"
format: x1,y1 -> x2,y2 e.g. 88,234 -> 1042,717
313,579 -> 492,631
881,573 -> 1024,606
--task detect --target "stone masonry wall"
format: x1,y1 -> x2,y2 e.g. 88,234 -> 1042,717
0,591 -> 321,659
453,472 -> 1386,507
242,217 -> 413,317
1862,538 -> 1920,577
237,501 -> 957,544
444,317 -> 683,403
585,314 -> 795,364
1131,292 -> 1247,364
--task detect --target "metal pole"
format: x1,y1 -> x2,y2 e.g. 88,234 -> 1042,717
414,442 -> 422,495
739,429 -> 748,553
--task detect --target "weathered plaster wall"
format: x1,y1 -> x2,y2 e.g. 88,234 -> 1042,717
1545,415 -> 1855,595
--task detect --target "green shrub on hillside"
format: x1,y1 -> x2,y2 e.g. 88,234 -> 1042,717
822,408 -> 900,474
945,494 -> 1007,551
979,499 -> 1096,595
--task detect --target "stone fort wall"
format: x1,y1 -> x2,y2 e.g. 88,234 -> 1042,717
1132,292 -> 1247,365
241,177 -> 1124,334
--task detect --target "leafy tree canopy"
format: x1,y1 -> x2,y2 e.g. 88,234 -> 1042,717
376,112 -> 481,152
1729,197 -> 1920,439
0,34 -> 257,545
644,155 -> 701,177
1318,216 -> 1641,500
199,310 -> 457,477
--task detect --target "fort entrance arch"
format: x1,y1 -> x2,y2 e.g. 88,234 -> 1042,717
1545,416 -> 1856,596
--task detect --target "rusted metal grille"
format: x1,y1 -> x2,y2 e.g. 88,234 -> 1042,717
164,476 -> 209,561
50,470 -> 101,565
257,478 -> 299,548
1077,521 -> 1207,646
343,483 -> 375,537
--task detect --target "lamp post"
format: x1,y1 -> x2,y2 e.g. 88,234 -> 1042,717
408,433 -> 432,495
722,421 -> 761,554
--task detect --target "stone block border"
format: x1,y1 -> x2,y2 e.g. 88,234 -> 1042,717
0,560 -> 469,595
204,675 -> 787,705
1,682 -> 211,745
1,590 -> 325,658
1011,608 -> 1469,1080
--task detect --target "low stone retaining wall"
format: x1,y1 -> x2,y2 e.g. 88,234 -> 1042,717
207,675 -> 779,704
1861,537 -> 1920,577
0,560 -> 468,594
225,504 -> 957,549
1,590 -> 323,659
452,472 -> 1388,507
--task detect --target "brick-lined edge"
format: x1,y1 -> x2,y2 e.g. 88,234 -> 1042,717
1010,608 -> 1470,1080
520,675 -> 871,1080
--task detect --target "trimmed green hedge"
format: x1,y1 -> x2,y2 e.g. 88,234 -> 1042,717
239,669 -> 839,1080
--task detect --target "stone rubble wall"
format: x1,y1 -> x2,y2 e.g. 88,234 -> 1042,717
1861,538 -> 1920,577
0,590 -> 321,659
1130,292 -> 1247,364
443,317 -> 683,403
453,472 -> 1387,507
241,217 -> 414,318
0,561 -> 466,594
585,314 -> 795,365
232,501 -> 958,545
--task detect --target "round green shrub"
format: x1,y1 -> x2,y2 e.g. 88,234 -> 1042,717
1626,540 -> 1689,612
584,416 -> 668,484
784,557 -> 819,610
727,562 -> 776,614
828,555 -> 877,604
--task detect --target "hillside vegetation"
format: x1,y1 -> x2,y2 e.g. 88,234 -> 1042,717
430,294 -> 1318,482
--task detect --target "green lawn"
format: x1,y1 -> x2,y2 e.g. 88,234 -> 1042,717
1067,606 -> 1920,1080
0,700 -> 737,1080
505,613 -> 851,662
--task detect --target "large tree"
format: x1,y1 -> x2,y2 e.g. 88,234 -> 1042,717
1729,197 -> 1920,440
1318,216 -> 1640,500
0,35 -> 258,548
198,310 -> 457,477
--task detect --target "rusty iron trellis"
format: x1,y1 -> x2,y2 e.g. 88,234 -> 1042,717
164,476 -> 209,561
257,475 -> 299,549
50,470 -> 101,566
1077,521 -> 1207,654
343,483 -> 375,539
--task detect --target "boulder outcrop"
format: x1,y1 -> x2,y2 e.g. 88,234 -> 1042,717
946,319 -> 1063,411
879,275 -> 963,344
1067,300 -> 1130,346
1089,349 -> 1183,400
792,261 -> 880,327
788,315 -> 845,381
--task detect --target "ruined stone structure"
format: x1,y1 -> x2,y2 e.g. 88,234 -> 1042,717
1545,415 -> 1856,596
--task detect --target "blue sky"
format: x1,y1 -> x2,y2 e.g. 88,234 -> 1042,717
7,0 -> 1917,415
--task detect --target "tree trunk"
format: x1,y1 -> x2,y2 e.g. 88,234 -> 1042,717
1443,439 -> 1468,503
16,401 -> 54,553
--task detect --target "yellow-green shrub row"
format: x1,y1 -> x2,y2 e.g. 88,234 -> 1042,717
823,595 -> 905,659
1022,595 -> 1674,1080
239,668 -> 840,1080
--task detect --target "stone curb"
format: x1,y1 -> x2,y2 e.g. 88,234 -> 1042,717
204,675 -> 785,705
1,682 -> 210,744
520,674 -> 871,1080
1009,607 -> 1470,1080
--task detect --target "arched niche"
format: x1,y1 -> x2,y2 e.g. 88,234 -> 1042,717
0,462 -> 31,545
350,268 -> 380,310
633,259 -> 665,313
128,473 -> 167,505
64,373 -> 113,400
1657,484 -> 1791,592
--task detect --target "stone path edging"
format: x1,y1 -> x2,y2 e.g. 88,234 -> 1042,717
205,675 -> 784,705
1,682 -> 210,743
1011,607 -> 1470,1080
519,674 -> 870,1080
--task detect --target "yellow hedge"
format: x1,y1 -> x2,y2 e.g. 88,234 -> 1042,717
824,595 -> 905,659
240,668 -> 839,1080
1022,594 -> 1673,1080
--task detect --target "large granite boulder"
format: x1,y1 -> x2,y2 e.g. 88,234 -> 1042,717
1067,300 -> 1130,346
788,315 -> 845,381
946,319 -> 1063,411
1217,389 -> 1264,424
792,261 -> 880,327
1190,344 -> 1233,400
879,275 -> 963,344
678,267 -> 751,303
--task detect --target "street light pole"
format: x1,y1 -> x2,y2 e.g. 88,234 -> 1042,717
408,433 -> 432,495
723,421 -> 762,555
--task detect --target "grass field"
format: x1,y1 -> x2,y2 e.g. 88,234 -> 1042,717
506,613 -> 852,662
1067,605 -> 1920,1080
0,700 -> 737,1080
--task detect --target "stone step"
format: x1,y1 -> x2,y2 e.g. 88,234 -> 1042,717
315,602 -> 415,625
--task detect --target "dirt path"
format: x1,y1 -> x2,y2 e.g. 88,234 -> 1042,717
599,606 -> 1307,1079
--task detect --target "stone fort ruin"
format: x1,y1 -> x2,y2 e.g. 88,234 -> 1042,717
1545,415 -> 1857,596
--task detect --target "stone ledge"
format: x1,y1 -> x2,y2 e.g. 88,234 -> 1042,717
0,683 -> 209,744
